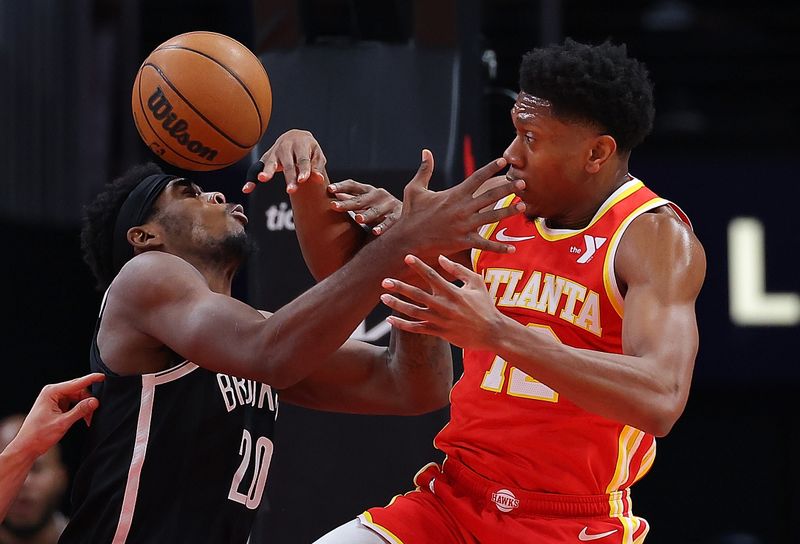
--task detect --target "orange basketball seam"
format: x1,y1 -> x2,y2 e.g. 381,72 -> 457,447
154,45 -> 268,137
135,72 -> 239,168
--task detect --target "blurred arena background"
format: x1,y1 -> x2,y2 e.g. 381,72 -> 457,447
1,1 -> 798,542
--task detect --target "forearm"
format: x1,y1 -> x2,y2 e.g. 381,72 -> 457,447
260,227 -> 414,388
492,315 -> 686,435
289,173 -> 367,280
0,439 -> 36,521
387,327 -> 453,415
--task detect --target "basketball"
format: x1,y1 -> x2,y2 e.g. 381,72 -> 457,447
131,31 -> 272,171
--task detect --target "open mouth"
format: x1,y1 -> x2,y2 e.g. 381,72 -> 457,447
230,204 -> 248,225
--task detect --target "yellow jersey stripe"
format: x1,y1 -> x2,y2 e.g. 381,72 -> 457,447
602,197 -> 669,318
613,513 -> 638,544
633,518 -> 650,543
634,441 -> 657,483
471,194 -> 517,271
606,426 -> 645,494
359,512 -> 405,544
534,180 -> 644,241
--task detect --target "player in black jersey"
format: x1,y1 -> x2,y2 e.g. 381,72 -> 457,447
59,130 -> 526,543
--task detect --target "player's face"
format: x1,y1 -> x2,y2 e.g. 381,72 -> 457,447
153,178 -> 250,262
502,93 -> 600,221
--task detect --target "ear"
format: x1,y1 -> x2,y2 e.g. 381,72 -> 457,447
127,224 -> 163,252
585,134 -> 617,174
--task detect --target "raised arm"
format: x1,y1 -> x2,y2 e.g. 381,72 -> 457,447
242,130 -> 366,279
110,153 -> 524,389
243,130 -> 403,280
380,210 -> 706,436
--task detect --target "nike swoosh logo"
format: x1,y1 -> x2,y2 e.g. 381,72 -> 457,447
578,527 -> 618,541
495,228 -> 535,243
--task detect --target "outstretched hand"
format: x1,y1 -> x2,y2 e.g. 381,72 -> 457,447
394,150 -> 526,259
327,179 -> 403,235
242,129 -> 327,194
12,373 -> 105,458
380,254 -> 506,350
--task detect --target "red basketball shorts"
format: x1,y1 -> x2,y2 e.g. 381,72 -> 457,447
359,460 -> 650,544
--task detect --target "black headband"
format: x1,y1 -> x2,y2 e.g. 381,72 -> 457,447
111,174 -> 176,276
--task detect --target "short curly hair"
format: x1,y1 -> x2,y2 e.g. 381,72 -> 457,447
519,38 -> 655,152
80,162 -> 165,292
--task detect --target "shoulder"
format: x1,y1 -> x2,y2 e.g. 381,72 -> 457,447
616,206 -> 706,298
109,251 -> 207,310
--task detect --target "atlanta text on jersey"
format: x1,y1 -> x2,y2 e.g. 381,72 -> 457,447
483,267 -> 602,337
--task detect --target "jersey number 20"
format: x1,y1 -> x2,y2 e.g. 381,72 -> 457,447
228,429 -> 273,509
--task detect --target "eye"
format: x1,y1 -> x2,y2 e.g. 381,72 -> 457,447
524,132 -> 535,144
183,185 -> 201,197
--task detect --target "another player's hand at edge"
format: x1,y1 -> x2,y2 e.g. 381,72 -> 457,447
242,129 -> 327,194
327,179 -> 402,236
9,373 -> 105,460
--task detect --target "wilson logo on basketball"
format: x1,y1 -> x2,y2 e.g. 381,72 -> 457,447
146,87 -> 219,161
490,489 -> 519,512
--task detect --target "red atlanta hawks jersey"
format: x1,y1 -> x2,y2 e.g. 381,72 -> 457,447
435,177 -> 691,496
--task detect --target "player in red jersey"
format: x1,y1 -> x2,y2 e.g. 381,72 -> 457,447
262,39 -> 705,544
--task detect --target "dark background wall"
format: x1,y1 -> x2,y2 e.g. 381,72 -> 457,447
1,1 -> 798,543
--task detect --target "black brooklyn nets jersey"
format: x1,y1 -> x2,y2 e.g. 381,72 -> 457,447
60,301 -> 278,544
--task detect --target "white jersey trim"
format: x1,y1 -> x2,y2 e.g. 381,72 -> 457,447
603,198 -> 670,318
534,178 -> 643,240
111,361 -> 198,543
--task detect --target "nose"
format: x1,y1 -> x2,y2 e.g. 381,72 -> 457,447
206,191 -> 226,204
502,137 -> 522,168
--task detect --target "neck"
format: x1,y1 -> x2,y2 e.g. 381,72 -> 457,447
180,255 -> 238,296
545,161 -> 631,230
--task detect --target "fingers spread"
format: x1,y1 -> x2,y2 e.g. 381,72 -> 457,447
382,277 -> 435,306
294,140 -> 314,182
473,178 -> 525,210
275,147 -> 299,192
385,315 -> 435,335
470,202 -> 526,230
354,207 -> 378,224
329,191 -> 363,210
372,213 -> 399,235
458,157 -> 507,195
403,255 -> 453,292
469,233 -> 516,254
437,255 -> 481,285
380,294 -> 428,320
328,179 -> 372,196
404,149 -> 435,195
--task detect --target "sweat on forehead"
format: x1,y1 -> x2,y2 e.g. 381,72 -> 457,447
513,91 -> 604,132
512,93 -> 553,123
516,92 -> 552,109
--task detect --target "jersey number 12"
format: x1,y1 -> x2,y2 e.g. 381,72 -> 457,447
479,323 -> 560,402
